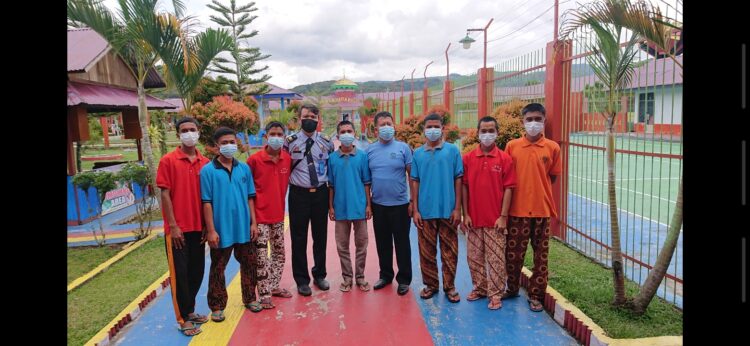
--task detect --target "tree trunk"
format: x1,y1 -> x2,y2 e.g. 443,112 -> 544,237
76,141 -> 82,173
632,177 -> 683,314
136,81 -> 161,208
606,115 -> 627,305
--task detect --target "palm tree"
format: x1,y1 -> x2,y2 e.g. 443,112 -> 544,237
562,0 -> 683,313
155,20 -> 234,114
562,0 -> 640,306
68,0 -> 187,199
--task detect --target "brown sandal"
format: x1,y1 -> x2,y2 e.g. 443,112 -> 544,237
488,296 -> 502,310
445,290 -> 461,303
529,299 -> 544,312
271,288 -> 293,298
420,287 -> 438,299
466,290 -> 486,301
260,297 -> 275,310
356,281 -> 371,292
340,281 -> 352,292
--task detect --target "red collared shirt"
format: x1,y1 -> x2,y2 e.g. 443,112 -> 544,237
156,146 -> 210,234
247,147 -> 291,224
462,146 -> 517,228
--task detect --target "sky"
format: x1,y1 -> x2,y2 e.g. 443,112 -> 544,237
102,0 -> 681,89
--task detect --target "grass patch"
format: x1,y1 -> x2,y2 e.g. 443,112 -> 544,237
67,243 -> 126,284
523,238 -> 682,338
68,237 -> 168,346
116,208 -> 163,225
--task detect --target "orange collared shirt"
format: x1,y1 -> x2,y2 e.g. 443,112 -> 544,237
505,134 -> 562,218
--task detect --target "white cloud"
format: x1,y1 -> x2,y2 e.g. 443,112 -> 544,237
98,0 -> 677,89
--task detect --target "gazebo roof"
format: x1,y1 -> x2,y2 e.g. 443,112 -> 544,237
67,80 -> 177,112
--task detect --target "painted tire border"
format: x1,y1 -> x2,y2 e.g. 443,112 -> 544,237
520,267 -> 683,346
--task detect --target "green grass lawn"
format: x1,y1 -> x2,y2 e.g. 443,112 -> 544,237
523,238 -> 682,338
67,243 -> 126,284
68,237 -> 168,346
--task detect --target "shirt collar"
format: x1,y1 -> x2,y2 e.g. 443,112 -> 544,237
212,156 -> 238,169
521,134 -> 547,147
174,146 -> 204,161
422,140 -> 444,151
474,145 -> 499,157
338,147 -> 358,157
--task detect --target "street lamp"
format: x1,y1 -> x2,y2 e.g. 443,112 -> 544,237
461,18 -> 494,69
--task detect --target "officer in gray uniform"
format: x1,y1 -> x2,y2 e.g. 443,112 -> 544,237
283,104 -> 334,296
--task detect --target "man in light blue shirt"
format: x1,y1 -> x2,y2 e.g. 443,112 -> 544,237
328,120 -> 372,292
410,113 -> 463,303
201,127 -> 262,319
366,111 -> 414,295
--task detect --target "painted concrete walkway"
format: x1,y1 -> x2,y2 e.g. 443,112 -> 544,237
111,220 -> 578,345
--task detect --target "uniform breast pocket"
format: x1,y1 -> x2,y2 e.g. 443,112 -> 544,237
291,151 -> 304,160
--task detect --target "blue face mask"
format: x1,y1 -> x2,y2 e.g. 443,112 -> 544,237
424,128 -> 442,142
267,136 -> 284,150
378,125 -> 395,141
339,133 -> 355,147
219,143 -> 237,158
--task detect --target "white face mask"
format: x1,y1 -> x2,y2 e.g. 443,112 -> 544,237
180,131 -> 200,147
479,133 -> 497,147
524,121 -> 544,136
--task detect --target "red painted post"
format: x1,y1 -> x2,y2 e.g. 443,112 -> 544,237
422,87 -> 429,115
443,80 -> 453,114
100,117 -> 110,149
409,92 -> 414,116
477,68 -> 486,118
400,77 -> 405,122
544,39 -> 572,240
392,99 -> 397,120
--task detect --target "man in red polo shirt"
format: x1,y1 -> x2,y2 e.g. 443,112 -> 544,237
461,116 -> 517,310
247,121 -> 292,310
157,117 -> 211,336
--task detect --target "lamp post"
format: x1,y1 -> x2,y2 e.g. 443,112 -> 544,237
460,18 -> 494,69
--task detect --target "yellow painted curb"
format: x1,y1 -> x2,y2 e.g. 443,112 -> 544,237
521,267 -> 683,346
68,227 -> 164,243
68,233 -> 159,292
85,271 -> 170,346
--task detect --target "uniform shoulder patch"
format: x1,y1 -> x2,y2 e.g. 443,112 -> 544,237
319,134 -> 330,142
286,134 -> 297,143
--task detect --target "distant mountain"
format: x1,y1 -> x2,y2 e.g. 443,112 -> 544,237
290,64 -> 595,95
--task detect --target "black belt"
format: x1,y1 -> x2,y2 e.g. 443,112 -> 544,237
290,184 -> 327,193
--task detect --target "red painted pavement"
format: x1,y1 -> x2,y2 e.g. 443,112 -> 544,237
228,221 -> 433,345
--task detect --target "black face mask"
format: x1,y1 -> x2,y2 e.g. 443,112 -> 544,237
301,119 -> 318,132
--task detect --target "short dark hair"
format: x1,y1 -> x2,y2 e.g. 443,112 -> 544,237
373,111 -> 393,126
477,116 -> 499,131
423,113 -> 443,126
521,103 -> 546,116
265,121 -> 285,133
212,126 -> 236,142
299,103 -> 320,116
176,116 -> 199,130
336,120 -> 355,134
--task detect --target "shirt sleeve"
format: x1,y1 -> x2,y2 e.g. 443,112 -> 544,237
361,153 -> 371,184
410,150 -> 420,181
247,166 -> 256,198
156,156 -> 171,190
502,152 -> 517,189
453,145 -> 464,179
549,143 -> 562,176
200,167 -> 212,203
327,157 -> 335,187
403,143 -> 413,166
461,154 -> 469,185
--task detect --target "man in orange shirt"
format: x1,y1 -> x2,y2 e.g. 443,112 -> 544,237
503,103 -> 562,312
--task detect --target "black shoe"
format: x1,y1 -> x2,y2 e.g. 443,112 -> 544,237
373,279 -> 392,290
297,285 -> 312,296
397,284 -> 410,296
313,278 -> 330,291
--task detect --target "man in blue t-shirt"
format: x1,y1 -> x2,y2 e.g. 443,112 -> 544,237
366,111 -> 414,296
328,120 -> 372,292
410,113 -> 464,303
201,127 -> 262,320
